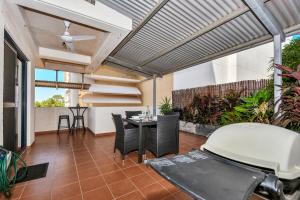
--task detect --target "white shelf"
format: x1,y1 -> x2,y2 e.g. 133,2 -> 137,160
88,84 -> 141,95
82,96 -> 141,104
86,74 -> 140,83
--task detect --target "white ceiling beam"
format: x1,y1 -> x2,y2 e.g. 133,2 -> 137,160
41,60 -> 87,74
39,47 -> 91,65
243,0 -> 285,41
13,0 -> 132,32
106,56 -> 162,77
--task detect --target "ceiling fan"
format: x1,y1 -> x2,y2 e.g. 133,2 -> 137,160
59,20 -> 96,51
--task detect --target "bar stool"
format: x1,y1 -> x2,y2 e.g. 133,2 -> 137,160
57,115 -> 71,134
72,115 -> 85,132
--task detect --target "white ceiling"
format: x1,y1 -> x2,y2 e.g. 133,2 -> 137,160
22,8 -> 107,56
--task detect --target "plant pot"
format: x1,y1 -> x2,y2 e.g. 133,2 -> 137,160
195,124 -> 220,137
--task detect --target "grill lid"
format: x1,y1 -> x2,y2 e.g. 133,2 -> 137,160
201,123 -> 300,180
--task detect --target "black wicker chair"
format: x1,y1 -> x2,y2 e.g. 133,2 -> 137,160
125,111 -> 142,119
125,111 -> 142,128
145,115 -> 180,158
165,112 -> 180,116
112,114 -> 139,163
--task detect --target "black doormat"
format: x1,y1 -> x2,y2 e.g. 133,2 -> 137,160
15,163 -> 49,184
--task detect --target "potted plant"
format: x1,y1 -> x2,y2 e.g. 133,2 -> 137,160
159,97 -> 172,115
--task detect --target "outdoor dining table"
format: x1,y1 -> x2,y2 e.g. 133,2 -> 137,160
123,118 -> 157,163
68,106 -> 88,132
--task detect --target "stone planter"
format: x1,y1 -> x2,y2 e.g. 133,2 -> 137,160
195,124 -> 220,137
179,121 -> 196,133
179,121 -> 220,137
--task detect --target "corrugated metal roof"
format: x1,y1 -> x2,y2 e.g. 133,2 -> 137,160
100,0 -> 300,76
97,0 -> 158,29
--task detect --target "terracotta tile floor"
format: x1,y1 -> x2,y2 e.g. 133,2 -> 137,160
1,131 -> 262,200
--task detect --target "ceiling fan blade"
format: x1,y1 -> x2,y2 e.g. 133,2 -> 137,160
65,42 -> 75,52
69,35 -> 96,41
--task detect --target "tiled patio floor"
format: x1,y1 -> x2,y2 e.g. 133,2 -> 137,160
2,131 -> 262,200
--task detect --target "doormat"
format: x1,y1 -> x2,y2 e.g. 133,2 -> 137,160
15,162 -> 49,183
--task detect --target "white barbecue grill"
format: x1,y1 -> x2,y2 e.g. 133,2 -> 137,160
147,123 -> 300,200
202,123 -> 300,199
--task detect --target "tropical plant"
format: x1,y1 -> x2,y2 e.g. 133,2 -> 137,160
221,89 -> 244,112
221,89 -> 273,125
268,38 -> 300,84
272,64 -> 300,131
159,97 -> 172,115
192,95 -> 222,125
182,105 -> 194,123
35,94 -> 65,107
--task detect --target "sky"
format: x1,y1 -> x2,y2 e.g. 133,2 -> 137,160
35,69 -> 65,101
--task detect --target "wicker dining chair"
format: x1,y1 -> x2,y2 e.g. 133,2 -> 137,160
125,111 -> 142,119
165,112 -> 180,116
112,114 -> 139,164
125,111 -> 142,128
145,115 -> 180,158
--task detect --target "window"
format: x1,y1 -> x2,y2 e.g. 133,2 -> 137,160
35,69 -> 66,107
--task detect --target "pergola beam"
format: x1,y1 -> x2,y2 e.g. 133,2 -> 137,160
139,2 -> 269,67
243,0 -> 285,41
273,34 -> 282,114
153,74 -> 157,116
105,56 -> 162,77
244,0 -> 285,114
109,0 -> 170,57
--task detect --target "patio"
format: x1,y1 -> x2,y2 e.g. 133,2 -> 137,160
2,130 -> 263,200
6,132 -> 206,200
1,0 -> 300,199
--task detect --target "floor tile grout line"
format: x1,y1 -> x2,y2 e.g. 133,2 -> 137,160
113,189 -> 139,200
16,184 -> 26,200
127,175 -> 147,199
69,138 -> 84,200
83,141 -> 117,200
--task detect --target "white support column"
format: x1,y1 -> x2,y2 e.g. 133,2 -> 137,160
274,34 -> 282,114
153,74 -> 157,116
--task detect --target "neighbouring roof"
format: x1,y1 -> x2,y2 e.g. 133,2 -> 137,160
99,0 -> 300,76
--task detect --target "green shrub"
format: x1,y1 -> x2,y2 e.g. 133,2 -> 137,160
221,89 -> 273,125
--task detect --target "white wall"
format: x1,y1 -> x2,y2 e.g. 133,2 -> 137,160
173,62 -> 215,90
35,107 -> 88,132
0,1 -> 38,146
236,42 -> 273,81
88,106 -> 146,134
212,54 -> 237,84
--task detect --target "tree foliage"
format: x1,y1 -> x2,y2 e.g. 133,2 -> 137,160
282,39 -> 300,70
35,94 -> 65,107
